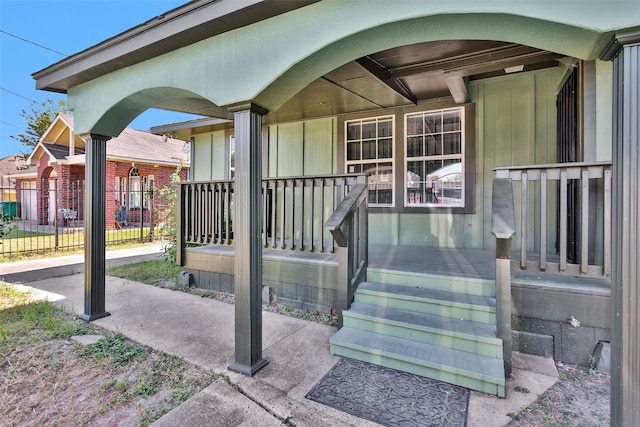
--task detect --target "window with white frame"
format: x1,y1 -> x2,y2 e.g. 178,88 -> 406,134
345,116 -> 394,206
129,167 -> 140,208
142,175 -> 154,209
405,108 -> 464,207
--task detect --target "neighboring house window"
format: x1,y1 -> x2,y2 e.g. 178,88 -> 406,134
115,177 -> 120,203
345,116 -> 394,206
129,167 -> 140,208
405,107 -> 464,207
120,177 -> 127,207
142,175 -> 154,209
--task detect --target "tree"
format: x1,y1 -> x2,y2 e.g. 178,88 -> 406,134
11,98 -> 68,150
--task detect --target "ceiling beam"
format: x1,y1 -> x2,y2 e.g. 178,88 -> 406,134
356,56 -> 418,105
390,45 -> 557,79
445,75 -> 469,104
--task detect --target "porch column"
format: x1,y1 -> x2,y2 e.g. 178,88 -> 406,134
609,35 -> 640,426
79,134 -> 111,322
228,103 -> 268,376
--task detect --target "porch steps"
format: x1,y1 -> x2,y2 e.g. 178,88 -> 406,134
368,267 -> 496,297
330,271 -> 505,397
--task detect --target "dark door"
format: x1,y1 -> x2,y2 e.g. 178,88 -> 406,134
556,67 -> 579,262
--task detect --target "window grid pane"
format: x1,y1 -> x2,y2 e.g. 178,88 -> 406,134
405,108 -> 464,207
345,116 -> 394,206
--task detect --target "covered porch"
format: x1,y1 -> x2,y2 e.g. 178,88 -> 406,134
31,0 -> 639,418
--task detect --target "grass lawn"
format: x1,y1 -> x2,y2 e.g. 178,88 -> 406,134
107,259 -> 184,288
0,282 -> 217,426
107,259 -> 339,326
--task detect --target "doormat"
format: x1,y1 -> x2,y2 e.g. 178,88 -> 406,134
306,358 -> 469,427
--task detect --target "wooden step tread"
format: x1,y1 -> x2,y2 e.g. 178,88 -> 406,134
357,282 -> 496,310
330,328 -> 505,384
345,302 -> 500,344
368,267 -> 495,297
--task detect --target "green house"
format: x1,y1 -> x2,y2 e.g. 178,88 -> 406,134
33,0 -> 640,414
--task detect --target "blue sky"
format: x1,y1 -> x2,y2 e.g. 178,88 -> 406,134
0,0 -> 199,158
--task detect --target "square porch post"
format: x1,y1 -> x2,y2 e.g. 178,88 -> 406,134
609,36 -> 640,425
79,134 -> 111,322
228,103 -> 268,376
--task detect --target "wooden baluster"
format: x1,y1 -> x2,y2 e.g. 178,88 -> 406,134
299,179 -> 305,251
604,169 -> 611,277
310,179 -> 315,253
520,172 -> 528,269
560,171 -> 568,271
290,179 -> 296,250
540,171 -> 547,271
320,178 -> 326,253
280,180 -> 287,249
581,169 -> 590,275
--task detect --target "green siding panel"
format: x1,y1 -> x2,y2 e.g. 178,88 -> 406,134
276,122 -> 304,177
268,118 -> 336,178
210,131 -> 226,180
304,117 -> 336,175
192,133 -> 212,181
192,131 -> 226,181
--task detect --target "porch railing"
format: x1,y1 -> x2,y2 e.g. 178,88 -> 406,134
177,174 -> 367,258
494,161 -> 612,277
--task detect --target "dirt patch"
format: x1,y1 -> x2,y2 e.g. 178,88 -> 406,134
507,362 -> 610,426
0,304 -> 216,427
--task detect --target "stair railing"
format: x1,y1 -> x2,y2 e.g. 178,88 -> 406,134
491,178 -> 516,378
325,175 -> 369,327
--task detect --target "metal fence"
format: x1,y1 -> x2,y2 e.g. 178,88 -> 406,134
0,179 -> 172,259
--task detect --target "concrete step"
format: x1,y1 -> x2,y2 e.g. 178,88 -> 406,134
343,302 -> 503,358
330,328 -> 506,397
368,267 -> 495,297
355,281 -> 496,324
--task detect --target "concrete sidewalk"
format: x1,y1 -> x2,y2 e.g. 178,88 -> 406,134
1,249 -> 559,426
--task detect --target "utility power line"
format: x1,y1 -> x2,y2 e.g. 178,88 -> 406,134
0,29 -> 66,56
0,87 -> 37,103
0,120 -> 23,130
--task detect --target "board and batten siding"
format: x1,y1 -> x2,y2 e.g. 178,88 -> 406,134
268,117 -> 337,177
191,130 -> 227,181
189,69 -> 562,252
372,68 -> 562,250
471,68 -> 561,252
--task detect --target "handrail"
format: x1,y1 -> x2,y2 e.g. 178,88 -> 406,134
494,161 -> 611,277
325,183 -> 367,247
324,177 -> 368,327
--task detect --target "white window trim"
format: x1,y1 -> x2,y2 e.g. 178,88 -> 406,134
404,107 -> 466,208
129,167 -> 141,209
344,115 -> 395,207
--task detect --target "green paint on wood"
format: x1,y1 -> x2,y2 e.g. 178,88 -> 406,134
192,131 -> 226,181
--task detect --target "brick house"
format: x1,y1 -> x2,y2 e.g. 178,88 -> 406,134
19,113 -> 189,229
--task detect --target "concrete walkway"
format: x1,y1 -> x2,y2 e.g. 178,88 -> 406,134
0,247 -> 559,426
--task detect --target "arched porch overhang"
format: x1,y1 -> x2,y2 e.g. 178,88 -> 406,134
67,2 -> 628,136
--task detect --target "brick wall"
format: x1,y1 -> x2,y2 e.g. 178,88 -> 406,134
31,155 -> 187,230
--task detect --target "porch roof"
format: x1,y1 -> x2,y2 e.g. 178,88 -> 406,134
32,0 -> 320,94
27,113 -> 190,168
31,1 -> 640,138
